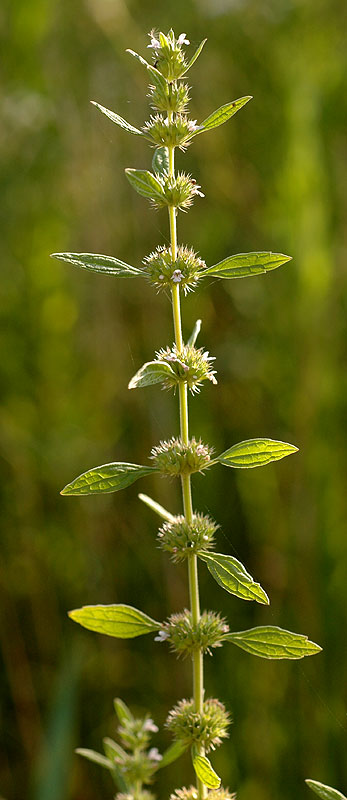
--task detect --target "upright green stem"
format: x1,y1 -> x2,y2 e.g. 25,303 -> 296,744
168,141 -> 206,800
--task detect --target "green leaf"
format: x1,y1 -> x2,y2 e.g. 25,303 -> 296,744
103,737 -> 127,763
50,252 -> 141,278
202,251 -> 292,280
192,754 -> 221,789
91,101 -> 144,136
187,319 -> 202,347
224,626 -> 322,659
126,49 -> 167,92
182,39 -> 207,74
68,604 -> 161,638
138,493 -> 175,522
196,96 -> 252,134
156,740 -> 187,770
128,360 -> 175,390
60,462 -> 158,495
306,781 -> 347,800
199,552 -> 269,605
217,438 -> 298,469
114,697 -> 133,724
152,147 -> 169,175
125,169 -> 165,202
75,748 -> 113,770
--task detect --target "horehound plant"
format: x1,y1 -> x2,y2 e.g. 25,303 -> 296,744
52,30 -> 322,800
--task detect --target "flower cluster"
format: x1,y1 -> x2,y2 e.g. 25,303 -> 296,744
166,698 -> 230,752
143,114 -> 199,150
150,437 -> 213,476
159,610 -> 229,657
147,30 -> 190,80
157,513 -> 217,561
118,714 -> 159,751
148,81 -> 190,114
170,788 -> 236,800
142,245 -> 205,294
156,343 -> 217,393
153,172 -> 204,212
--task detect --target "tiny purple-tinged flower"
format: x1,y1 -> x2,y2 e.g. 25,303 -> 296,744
148,747 -> 162,762
154,630 -> 169,642
143,718 -> 159,732
177,33 -> 190,46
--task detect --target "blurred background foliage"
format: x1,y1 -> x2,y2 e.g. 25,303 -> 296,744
1,0 -> 347,799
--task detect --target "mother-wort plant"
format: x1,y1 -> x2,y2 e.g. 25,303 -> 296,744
52,30 -> 322,800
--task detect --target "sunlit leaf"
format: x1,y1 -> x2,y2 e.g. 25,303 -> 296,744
224,626 -> 322,659
125,169 -> 165,202
51,252 -> 141,278
182,39 -> 207,74
68,604 -> 161,638
202,251 -> 292,279
305,781 -> 347,800
199,552 -> 269,605
91,101 -> 144,136
217,438 -> 298,469
61,462 -> 157,495
126,49 -> 167,92
128,360 -> 175,389
152,147 -> 169,175
75,748 -> 113,770
156,740 -> 187,770
138,493 -> 175,522
192,754 -> 221,789
196,96 -> 252,134
187,319 -> 202,346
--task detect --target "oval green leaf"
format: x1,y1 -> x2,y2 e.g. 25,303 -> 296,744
50,252 -> 141,278
192,755 -> 221,789
125,169 -> 165,202
61,462 -> 158,495
199,552 -> 269,605
128,360 -> 175,390
68,604 -> 161,638
152,147 -> 169,175
202,251 -> 292,279
224,626 -> 322,659
91,101 -> 144,136
217,438 -> 298,469
196,96 -> 252,134
306,781 -> 347,800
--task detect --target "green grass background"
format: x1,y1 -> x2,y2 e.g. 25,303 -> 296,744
1,1 -> 347,799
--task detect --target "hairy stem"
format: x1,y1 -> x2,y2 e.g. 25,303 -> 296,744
168,141 -> 206,800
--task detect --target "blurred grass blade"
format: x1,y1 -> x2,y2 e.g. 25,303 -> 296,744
202,252 -> 292,279
196,96 -> 252,134
51,252 -> 142,278
128,360 -> 175,389
61,462 -> 158,495
217,438 -> 298,468
138,493 -> 175,522
192,754 -> 221,789
224,626 -> 322,659
91,101 -> 144,135
199,552 -> 269,605
125,169 -> 165,202
68,604 -> 161,638
305,781 -> 347,800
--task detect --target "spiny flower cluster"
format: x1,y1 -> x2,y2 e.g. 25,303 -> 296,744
159,610 -> 229,657
153,172 -> 204,212
156,343 -> 217,393
142,245 -> 205,294
150,437 -> 213,476
143,114 -> 199,150
170,788 -> 236,800
148,80 -> 190,114
118,714 -> 159,752
166,698 -> 230,752
116,792 -> 155,800
148,29 -> 190,80
157,513 -> 217,561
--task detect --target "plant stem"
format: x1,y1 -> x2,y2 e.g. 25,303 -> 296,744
168,142 -> 206,800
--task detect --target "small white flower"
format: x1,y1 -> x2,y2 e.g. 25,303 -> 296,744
172,269 -> 183,283
154,629 -> 169,642
177,33 -> 190,46
148,747 -> 162,762
143,718 -> 159,732
187,119 -> 199,132
148,36 -> 161,50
